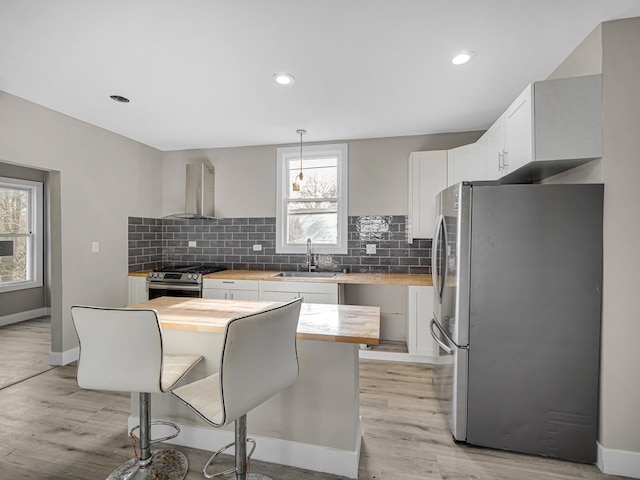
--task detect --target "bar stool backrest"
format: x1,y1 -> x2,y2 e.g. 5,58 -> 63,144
71,306 -> 164,394
219,298 -> 302,426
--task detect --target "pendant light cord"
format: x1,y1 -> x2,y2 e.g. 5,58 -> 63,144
296,129 -> 306,180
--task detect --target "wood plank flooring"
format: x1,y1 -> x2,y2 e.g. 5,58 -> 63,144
0,319 -> 630,479
0,317 -> 54,389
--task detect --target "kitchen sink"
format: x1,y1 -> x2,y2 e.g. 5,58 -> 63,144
270,271 -> 339,279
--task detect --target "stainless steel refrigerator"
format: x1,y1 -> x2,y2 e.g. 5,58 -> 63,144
430,182 -> 603,463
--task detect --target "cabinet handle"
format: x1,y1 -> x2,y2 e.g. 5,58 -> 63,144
498,151 -> 503,170
230,292 -> 234,300
502,149 -> 509,167
224,292 -> 228,300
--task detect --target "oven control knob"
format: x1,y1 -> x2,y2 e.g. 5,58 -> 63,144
188,274 -> 195,280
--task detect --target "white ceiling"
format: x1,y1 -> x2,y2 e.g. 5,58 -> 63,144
2,0 -> 640,151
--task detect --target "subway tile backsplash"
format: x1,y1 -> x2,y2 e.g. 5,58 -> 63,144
128,215 -> 432,275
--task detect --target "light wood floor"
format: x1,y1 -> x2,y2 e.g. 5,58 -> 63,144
0,319 -> 630,479
0,317 -> 54,389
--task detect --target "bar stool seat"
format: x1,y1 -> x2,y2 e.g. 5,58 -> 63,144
71,305 -> 203,480
171,298 -> 302,480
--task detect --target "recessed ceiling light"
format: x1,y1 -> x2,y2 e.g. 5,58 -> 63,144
452,51 -> 475,65
273,73 -> 295,86
110,95 -> 130,103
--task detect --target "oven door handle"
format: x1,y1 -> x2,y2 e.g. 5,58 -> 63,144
147,283 -> 202,292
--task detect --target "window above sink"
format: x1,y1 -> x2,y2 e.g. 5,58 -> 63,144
275,143 -> 348,255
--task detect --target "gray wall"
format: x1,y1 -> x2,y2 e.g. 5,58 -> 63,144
0,162 -> 46,317
546,18 -> 640,460
0,91 -> 163,357
161,131 -> 483,218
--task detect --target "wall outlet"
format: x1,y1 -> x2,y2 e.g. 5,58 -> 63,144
188,241 -> 197,247
366,244 -> 376,255
91,241 -> 100,253
253,244 -> 262,251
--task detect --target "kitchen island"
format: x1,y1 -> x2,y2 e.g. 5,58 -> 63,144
128,297 -> 380,479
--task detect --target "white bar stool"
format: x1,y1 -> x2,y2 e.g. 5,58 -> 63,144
170,298 -> 302,480
71,305 -> 203,480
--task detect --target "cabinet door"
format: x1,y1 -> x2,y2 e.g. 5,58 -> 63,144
474,133 -> 489,181
202,288 -> 228,300
503,84 -> 533,175
483,115 -> 505,180
128,276 -> 148,305
407,285 -> 437,357
301,292 -> 338,304
260,290 -> 301,302
447,143 -> 477,186
408,151 -> 447,242
228,289 -> 260,301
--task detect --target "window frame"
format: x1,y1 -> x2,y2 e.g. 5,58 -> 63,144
276,143 -> 348,255
0,176 -> 44,293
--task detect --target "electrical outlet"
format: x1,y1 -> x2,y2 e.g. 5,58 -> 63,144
188,241 -> 197,247
366,244 -> 376,254
91,241 -> 100,253
253,244 -> 262,251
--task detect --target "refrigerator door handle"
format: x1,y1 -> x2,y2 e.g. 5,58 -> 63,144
432,214 -> 449,304
430,318 -> 454,354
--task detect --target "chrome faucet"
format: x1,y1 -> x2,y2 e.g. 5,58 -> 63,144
306,238 -> 316,272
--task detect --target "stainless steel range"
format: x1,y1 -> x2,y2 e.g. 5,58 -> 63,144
146,265 -> 226,299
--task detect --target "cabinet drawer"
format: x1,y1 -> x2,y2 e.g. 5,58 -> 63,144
260,281 -> 338,295
203,279 -> 260,290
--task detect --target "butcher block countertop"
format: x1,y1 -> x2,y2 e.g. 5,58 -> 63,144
129,270 -> 433,287
130,269 -> 431,286
204,269 -> 432,286
129,297 -> 381,345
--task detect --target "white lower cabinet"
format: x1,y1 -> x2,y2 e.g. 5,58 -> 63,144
202,279 -> 260,301
259,281 -> 340,304
128,276 -> 148,305
407,285 -> 438,357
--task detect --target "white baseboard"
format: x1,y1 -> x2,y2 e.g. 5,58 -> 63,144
358,348 -> 444,364
0,307 -> 48,327
597,442 -> 640,478
49,346 -> 79,366
128,416 -> 361,479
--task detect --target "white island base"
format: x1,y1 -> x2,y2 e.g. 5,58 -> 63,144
127,298 -> 381,479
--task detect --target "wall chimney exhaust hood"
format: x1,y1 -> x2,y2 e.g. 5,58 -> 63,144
166,164 -> 217,219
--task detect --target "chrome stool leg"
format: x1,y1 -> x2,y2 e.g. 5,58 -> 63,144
235,415 -> 271,480
201,415 -> 272,480
107,393 -> 189,480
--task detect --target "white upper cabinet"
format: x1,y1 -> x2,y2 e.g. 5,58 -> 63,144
479,112 -> 506,181
486,74 -> 602,183
447,143 -> 478,187
503,84 -> 533,176
477,85 -> 533,180
408,151 -> 447,242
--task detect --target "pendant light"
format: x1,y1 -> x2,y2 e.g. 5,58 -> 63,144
292,129 -> 306,192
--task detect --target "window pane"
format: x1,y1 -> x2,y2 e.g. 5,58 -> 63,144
0,186 -> 29,234
289,157 -> 337,199
0,236 -> 29,283
287,207 -> 338,245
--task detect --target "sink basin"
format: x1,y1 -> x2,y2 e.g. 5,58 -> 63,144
270,271 -> 339,279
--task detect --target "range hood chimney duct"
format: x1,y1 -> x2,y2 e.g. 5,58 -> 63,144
166,164 -> 216,219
